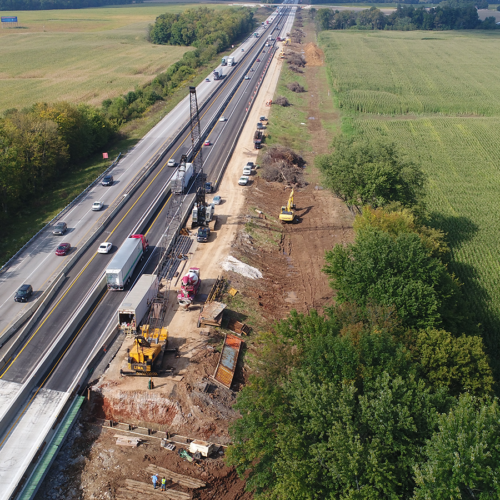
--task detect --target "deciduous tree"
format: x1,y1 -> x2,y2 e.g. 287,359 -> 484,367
316,137 -> 425,213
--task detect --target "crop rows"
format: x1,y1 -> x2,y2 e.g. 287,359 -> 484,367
355,115 -> 500,344
320,30 -> 500,116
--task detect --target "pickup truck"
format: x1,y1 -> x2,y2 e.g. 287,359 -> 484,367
197,227 -> 210,243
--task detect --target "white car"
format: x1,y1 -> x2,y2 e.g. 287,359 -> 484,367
243,166 -> 252,176
92,201 -> 104,211
219,116 -> 226,122
98,242 -> 113,254
244,75 -> 250,80
167,158 -> 176,167
238,176 -> 249,186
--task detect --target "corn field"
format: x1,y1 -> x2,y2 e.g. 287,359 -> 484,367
320,30 -> 500,116
320,30 -> 500,370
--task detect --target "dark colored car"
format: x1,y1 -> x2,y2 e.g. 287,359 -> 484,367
257,122 -> 264,130
55,243 -> 71,256
52,221 -> 67,235
197,227 -> 210,243
102,175 -> 114,186
259,116 -> 267,122
246,161 -> 255,168
14,284 -> 33,303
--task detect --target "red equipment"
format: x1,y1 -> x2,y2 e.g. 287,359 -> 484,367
177,267 -> 201,307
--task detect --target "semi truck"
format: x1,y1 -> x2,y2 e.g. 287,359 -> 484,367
171,161 -> 194,194
254,32 -> 259,37
227,56 -> 234,67
213,68 -> 223,80
106,235 -> 148,290
221,57 -> 227,66
117,274 -> 158,333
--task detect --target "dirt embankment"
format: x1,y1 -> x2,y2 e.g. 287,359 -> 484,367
305,42 -> 324,67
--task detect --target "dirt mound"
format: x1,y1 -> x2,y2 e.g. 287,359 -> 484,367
305,42 -> 324,67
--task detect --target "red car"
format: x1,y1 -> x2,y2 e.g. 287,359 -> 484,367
204,140 -> 211,146
55,243 -> 71,256
257,59 -> 261,62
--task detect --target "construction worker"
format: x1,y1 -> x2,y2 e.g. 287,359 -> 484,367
151,473 -> 158,489
161,477 -> 167,491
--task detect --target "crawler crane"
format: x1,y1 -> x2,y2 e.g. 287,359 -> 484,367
279,189 -> 296,223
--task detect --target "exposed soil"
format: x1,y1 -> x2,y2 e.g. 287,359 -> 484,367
304,42 -> 324,67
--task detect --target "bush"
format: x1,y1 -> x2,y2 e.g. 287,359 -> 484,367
274,96 -> 290,107
287,52 -> 306,67
287,81 -> 305,93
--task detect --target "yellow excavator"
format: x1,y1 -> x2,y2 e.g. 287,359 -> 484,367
127,325 -> 168,375
279,189 -> 296,223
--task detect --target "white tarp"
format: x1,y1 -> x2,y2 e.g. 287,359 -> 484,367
222,256 -> 262,279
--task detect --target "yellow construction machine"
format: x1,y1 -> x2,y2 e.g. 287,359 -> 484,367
279,189 -> 296,223
127,325 -> 168,375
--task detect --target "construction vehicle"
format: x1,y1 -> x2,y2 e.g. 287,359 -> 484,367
279,49 -> 285,59
191,186 -> 217,230
127,335 -> 164,374
279,189 -> 296,223
285,38 -> 291,45
127,286 -> 169,374
254,130 -> 263,149
106,235 -> 148,290
177,267 -> 201,307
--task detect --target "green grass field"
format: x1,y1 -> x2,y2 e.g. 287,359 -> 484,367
319,29 -> 500,364
0,3 -> 239,111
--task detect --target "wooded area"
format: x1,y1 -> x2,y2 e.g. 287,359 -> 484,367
149,7 -> 254,48
0,103 -> 115,221
314,3 -> 497,30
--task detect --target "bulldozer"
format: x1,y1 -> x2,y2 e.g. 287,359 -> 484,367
279,189 -> 296,223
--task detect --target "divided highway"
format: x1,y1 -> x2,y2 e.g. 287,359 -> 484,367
0,11 -> 281,342
0,5 -> 297,499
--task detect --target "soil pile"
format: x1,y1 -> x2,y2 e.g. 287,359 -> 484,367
305,42 -> 324,66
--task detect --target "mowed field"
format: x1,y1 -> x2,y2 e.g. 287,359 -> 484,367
319,30 -> 500,356
0,4 -> 205,111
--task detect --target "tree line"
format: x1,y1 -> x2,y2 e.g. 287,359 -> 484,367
100,7 -> 254,125
308,0 -> 488,4
226,137 -> 500,498
314,3 -> 498,30
0,103 -> 115,221
149,7 -> 254,48
0,0 -> 140,11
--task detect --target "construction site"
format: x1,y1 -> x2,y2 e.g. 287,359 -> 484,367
34,18 -> 353,500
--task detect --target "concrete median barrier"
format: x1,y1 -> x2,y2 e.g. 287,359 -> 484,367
0,274 -> 107,441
